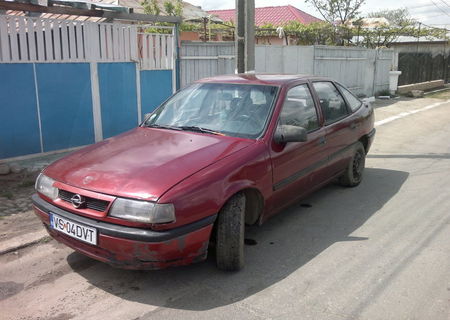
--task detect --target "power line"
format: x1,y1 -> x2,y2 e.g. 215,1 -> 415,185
430,0 -> 450,17
424,13 -> 450,18
408,3 -> 436,9
419,20 -> 450,31
437,0 -> 450,8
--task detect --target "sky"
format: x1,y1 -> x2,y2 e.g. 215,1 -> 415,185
188,0 -> 450,28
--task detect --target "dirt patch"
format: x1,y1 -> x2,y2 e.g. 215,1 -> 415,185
371,96 -> 409,109
0,281 -> 24,300
0,171 -> 39,217
24,252 -> 98,290
46,313 -> 74,320
0,211 -> 44,241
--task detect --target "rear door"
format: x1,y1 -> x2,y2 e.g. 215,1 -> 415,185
269,83 -> 328,213
311,81 -> 358,178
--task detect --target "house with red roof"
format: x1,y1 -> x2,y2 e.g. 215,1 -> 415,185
208,5 -> 321,27
208,5 -> 322,44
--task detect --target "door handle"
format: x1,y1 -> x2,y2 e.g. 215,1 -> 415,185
350,122 -> 360,130
317,136 -> 326,145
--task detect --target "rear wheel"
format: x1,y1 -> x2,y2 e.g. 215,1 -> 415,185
216,193 -> 245,271
339,142 -> 365,187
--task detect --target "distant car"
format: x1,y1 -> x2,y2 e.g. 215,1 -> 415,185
33,74 -> 375,271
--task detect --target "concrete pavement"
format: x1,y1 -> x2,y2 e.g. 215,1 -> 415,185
1,96 -> 449,320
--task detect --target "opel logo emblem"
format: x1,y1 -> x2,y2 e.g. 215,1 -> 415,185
70,194 -> 86,209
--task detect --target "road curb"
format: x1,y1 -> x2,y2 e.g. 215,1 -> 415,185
0,230 -> 50,255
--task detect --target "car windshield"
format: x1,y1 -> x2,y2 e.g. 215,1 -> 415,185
143,83 -> 278,139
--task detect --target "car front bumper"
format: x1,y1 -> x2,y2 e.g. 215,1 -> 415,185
32,194 -> 216,270
366,128 -> 376,153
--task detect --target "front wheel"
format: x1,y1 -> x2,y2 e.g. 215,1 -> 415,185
339,142 -> 366,187
215,193 -> 245,271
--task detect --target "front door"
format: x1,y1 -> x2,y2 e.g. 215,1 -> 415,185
269,83 -> 328,214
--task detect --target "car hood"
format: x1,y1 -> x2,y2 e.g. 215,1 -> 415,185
44,127 -> 254,201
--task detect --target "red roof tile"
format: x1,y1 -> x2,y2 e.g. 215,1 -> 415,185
208,5 -> 322,26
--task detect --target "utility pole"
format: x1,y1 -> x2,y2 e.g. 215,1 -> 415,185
235,0 -> 255,73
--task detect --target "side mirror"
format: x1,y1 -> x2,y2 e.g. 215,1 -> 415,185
274,125 -> 308,144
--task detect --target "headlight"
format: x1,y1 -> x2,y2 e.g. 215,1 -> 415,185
35,173 -> 58,200
109,198 -> 175,224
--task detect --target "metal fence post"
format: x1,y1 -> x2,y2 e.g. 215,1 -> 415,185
371,48 -> 378,96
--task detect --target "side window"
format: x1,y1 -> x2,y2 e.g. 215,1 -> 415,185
337,84 -> 362,112
279,84 -> 319,131
312,82 -> 349,124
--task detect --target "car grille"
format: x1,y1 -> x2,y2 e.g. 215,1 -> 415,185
58,189 -> 110,212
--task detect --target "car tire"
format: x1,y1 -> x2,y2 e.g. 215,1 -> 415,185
216,193 -> 245,271
339,141 -> 365,187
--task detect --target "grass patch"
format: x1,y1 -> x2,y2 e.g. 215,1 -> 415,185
0,191 -> 14,200
426,88 -> 450,100
18,180 -> 36,188
39,236 -> 52,244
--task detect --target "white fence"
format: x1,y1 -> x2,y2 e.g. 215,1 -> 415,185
138,31 -> 174,70
0,15 -> 174,70
180,42 -> 394,96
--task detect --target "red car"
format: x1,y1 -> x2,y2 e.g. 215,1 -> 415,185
33,74 -> 375,271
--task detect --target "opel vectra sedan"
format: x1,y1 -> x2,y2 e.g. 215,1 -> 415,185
33,74 -> 375,271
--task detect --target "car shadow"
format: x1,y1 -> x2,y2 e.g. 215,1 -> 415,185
367,153 -> 450,159
67,167 -> 408,311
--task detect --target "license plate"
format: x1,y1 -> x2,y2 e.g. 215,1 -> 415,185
50,213 -> 97,245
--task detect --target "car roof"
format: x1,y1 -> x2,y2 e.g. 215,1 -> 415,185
196,73 -> 332,86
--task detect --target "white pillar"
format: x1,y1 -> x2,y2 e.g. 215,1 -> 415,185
389,71 -> 402,95
90,62 -> 103,142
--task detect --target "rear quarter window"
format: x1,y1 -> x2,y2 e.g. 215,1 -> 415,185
337,84 -> 362,112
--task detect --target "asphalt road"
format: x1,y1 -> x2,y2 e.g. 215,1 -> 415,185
1,97 -> 449,320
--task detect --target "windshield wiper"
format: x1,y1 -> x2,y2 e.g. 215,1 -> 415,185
143,123 -> 182,131
179,126 -> 223,136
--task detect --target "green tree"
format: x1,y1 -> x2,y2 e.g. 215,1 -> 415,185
163,0 -> 183,16
357,24 -> 448,48
367,8 -> 413,27
283,21 -> 337,45
140,0 -> 186,33
358,9 -> 448,48
141,0 -> 160,16
305,0 -> 366,24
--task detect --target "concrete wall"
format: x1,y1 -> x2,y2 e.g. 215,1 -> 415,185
255,45 -> 314,74
179,42 -> 235,88
180,42 -> 394,97
255,45 -> 393,96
